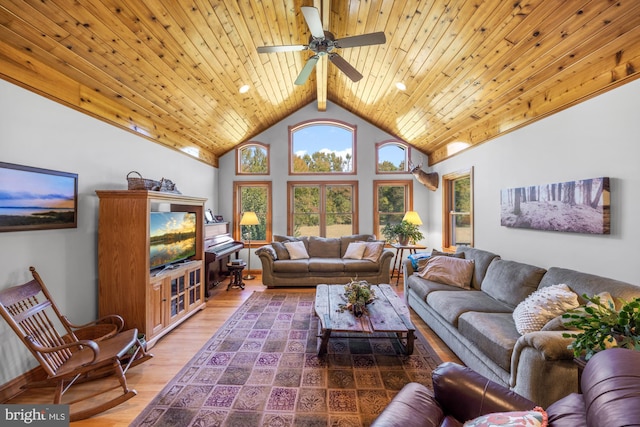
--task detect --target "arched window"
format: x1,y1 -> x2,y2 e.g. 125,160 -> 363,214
289,120 -> 356,174
376,140 -> 410,173
236,142 -> 269,175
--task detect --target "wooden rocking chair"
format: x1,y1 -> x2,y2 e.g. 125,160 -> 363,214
0,267 -> 153,421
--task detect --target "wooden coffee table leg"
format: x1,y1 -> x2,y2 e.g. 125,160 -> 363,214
405,330 -> 415,355
317,313 -> 332,355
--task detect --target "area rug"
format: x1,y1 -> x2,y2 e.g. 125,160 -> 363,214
131,292 -> 442,427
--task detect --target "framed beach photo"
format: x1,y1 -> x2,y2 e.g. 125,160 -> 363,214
0,162 -> 78,232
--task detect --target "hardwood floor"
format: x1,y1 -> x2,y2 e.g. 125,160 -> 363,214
6,275 -> 460,426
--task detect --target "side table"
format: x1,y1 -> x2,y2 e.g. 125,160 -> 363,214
390,243 -> 427,286
226,261 -> 246,290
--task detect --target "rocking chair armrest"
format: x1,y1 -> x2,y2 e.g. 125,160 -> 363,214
26,335 -> 100,363
63,314 -> 125,333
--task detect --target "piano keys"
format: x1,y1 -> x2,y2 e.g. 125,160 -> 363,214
204,222 -> 243,295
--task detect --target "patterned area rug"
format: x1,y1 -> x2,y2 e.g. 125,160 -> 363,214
131,292 -> 441,427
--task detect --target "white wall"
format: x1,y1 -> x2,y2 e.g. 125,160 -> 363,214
427,78 -> 640,285
0,80 -> 217,383
218,101 -> 433,268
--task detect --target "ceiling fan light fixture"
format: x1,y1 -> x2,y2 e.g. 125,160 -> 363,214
395,82 -> 407,91
239,84 -> 250,94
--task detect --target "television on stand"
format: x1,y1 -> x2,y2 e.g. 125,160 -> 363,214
149,211 -> 197,271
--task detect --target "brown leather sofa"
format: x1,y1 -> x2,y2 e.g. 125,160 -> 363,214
372,347 -> 640,427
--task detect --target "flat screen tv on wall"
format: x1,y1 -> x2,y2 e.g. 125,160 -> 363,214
149,211 -> 197,270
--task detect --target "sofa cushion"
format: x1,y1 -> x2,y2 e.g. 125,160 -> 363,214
272,259 -> 309,273
362,241 -> 385,262
271,241 -> 290,260
307,236 -> 341,258
274,235 -> 309,251
458,312 -> 520,372
427,290 -> 513,327
545,393 -> 586,426
407,275 -> 467,302
343,242 -> 367,259
340,234 -> 374,257
512,284 -> 579,335
284,241 -> 309,259
481,260 -> 546,309
342,259 -> 380,273
308,258 -> 345,272
417,256 -> 475,289
455,247 -> 500,290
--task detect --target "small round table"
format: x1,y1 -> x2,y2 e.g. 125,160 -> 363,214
226,261 -> 246,290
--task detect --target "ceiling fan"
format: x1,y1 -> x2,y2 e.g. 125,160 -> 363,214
257,6 -> 386,85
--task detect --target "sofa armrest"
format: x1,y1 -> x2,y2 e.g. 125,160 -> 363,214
256,245 -> 277,287
371,382 -> 444,427
434,362 -> 536,421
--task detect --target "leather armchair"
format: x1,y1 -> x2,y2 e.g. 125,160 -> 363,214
372,347 -> 640,427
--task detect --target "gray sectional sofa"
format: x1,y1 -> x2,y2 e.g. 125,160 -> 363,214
257,234 -> 394,288
403,246 -> 640,407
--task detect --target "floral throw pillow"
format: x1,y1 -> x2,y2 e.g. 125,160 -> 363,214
463,407 -> 548,427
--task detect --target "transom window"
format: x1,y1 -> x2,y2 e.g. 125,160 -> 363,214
376,141 -> 409,173
287,181 -> 358,237
236,142 -> 269,175
289,120 -> 356,174
442,168 -> 473,250
373,180 -> 413,239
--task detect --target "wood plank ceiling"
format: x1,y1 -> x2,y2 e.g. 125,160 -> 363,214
1,1 -> 639,167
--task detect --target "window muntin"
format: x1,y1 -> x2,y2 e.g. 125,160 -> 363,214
289,120 -> 356,174
442,168 -> 473,250
236,142 -> 269,175
233,181 -> 272,244
288,181 -> 358,237
376,141 -> 409,173
374,180 -> 413,239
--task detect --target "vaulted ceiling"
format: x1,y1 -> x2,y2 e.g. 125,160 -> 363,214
1,1 -> 639,167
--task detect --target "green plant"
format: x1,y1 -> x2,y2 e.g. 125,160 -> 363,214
381,220 -> 424,244
562,294 -> 640,360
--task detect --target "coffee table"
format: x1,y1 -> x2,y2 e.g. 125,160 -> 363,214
314,283 -> 415,355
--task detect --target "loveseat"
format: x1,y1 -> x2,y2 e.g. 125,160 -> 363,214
256,234 -> 394,288
403,246 -> 640,407
372,347 -> 640,427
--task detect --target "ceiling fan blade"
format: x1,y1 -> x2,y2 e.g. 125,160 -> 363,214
335,32 -> 386,48
328,53 -> 363,82
301,6 -> 325,39
257,45 -> 308,54
295,55 -> 319,85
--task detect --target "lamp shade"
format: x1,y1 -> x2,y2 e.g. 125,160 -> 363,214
402,211 -> 422,225
239,211 -> 260,226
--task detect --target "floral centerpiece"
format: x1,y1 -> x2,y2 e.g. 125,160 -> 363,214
340,279 -> 376,317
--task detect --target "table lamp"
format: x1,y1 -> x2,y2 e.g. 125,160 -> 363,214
239,211 -> 260,280
402,211 -> 423,225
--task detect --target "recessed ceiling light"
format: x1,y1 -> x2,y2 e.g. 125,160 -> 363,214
395,82 -> 406,91
239,84 -> 250,94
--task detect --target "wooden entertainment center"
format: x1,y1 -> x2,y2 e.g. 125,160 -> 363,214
96,190 -> 207,349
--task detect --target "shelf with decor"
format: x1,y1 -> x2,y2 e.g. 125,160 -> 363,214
96,190 -> 207,349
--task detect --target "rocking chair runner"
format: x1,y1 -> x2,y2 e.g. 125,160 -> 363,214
0,267 -> 153,421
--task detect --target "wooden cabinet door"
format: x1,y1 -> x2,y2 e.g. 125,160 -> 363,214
149,278 -> 167,337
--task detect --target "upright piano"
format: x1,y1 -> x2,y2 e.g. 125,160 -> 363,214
204,222 -> 243,295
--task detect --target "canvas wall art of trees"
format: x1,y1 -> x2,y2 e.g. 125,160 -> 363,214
500,177 -> 610,234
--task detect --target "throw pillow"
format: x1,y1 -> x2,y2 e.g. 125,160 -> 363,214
542,291 -> 615,331
408,252 -> 431,269
513,284 -> 580,335
431,249 -> 466,259
463,407 -> 548,427
284,241 -> 309,260
271,241 -> 290,260
343,242 -> 367,259
362,241 -> 385,262
417,256 -> 475,289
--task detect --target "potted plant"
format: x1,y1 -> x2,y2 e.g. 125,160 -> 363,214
381,220 -> 424,245
562,294 -> 640,360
